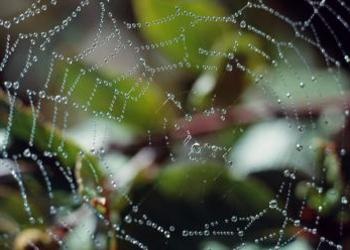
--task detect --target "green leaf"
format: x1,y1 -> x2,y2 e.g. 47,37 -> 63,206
0,178 -> 46,228
55,62 -> 172,131
133,0 -> 232,72
265,64 -> 350,106
117,163 -> 283,249
0,92 -> 104,182
157,163 -> 271,209
188,31 -> 267,108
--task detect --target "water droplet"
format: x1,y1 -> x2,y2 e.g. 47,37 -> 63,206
294,219 -> 301,227
4,21 -> 11,29
231,216 -> 237,222
50,206 -> 57,215
132,205 -> 139,213
191,142 -> 201,154
23,148 -> 31,157
124,215 -> 132,223
283,169 -> 290,177
296,144 -> 303,152
269,199 -> 278,209
345,55 -> 350,63
4,81 -> 12,89
341,196 -> 348,205
336,245 -> 343,250
13,81 -> 19,89
29,217 -> 35,224
340,148 -> 347,156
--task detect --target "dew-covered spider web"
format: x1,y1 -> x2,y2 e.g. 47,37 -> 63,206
0,0 -> 350,249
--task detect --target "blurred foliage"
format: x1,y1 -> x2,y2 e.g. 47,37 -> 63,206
133,0 -> 231,70
117,163 -> 283,249
54,62 -> 173,132
0,92 -> 104,181
0,0 -> 350,250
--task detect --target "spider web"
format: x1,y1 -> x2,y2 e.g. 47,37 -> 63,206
0,0 -> 349,249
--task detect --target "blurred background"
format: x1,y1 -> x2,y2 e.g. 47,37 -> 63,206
0,0 -> 350,249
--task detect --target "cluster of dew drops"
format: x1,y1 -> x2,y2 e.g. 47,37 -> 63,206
1,0 -> 350,249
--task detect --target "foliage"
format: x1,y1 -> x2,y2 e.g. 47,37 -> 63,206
0,0 -> 350,250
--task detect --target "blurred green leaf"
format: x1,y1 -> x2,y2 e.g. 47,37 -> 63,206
0,92 -> 104,183
156,163 -> 271,208
0,184 -> 42,227
189,31 -> 267,108
133,0 -> 231,72
266,65 -> 350,106
0,188 -> 27,228
117,162 -> 284,249
315,142 -> 343,189
56,62 -> 173,131
296,141 -> 345,215
0,212 -> 18,233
